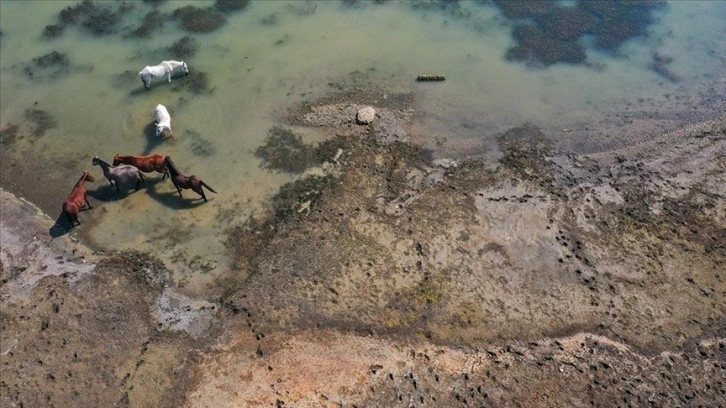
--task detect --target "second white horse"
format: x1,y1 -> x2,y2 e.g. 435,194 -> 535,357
155,104 -> 173,139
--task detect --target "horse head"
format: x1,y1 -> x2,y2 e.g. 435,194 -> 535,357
156,126 -> 172,139
83,171 -> 95,182
92,156 -> 100,166
164,156 -> 179,173
181,61 -> 189,75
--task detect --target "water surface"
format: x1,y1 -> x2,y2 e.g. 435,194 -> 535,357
1,0 -> 723,295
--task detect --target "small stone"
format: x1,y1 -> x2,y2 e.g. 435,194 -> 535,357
356,106 -> 375,125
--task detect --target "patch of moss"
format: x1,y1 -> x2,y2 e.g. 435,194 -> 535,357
493,0 -> 665,67
506,23 -> 587,67
172,71 -> 211,94
492,0 -> 556,19
271,174 -> 336,220
32,51 -> 69,68
539,5 -> 597,42
168,36 -> 199,59
42,24 -> 66,39
99,250 -> 168,290
260,13 -> 279,26
581,0 -> 664,52
58,0 -> 97,25
255,126 -> 317,174
24,109 -> 57,137
127,10 -> 165,38
215,0 -> 251,12
172,6 -> 227,33
385,278 -> 445,330
53,0 -> 135,37
0,124 -> 19,146
186,130 -> 217,157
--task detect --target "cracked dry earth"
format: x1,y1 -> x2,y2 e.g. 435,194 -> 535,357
1,94 -> 725,407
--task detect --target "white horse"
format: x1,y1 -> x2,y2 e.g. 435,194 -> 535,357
138,60 -> 189,89
155,104 -> 173,138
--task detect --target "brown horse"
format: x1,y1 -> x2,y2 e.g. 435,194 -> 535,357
62,171 -> 95,226
164,156 -> 217,202
113,154 -> 168,179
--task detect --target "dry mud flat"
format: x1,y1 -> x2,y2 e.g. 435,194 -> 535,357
1,90 -> 725,407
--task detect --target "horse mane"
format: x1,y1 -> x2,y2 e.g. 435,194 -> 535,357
164,156 -> 179,175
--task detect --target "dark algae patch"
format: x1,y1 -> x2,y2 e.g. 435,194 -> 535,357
0,124 -> 20,146
127,10 -> 165,38
23,51 -> 71,79
167,36 -> 200,59
40,0 -> 246,41
53,0 -> 134,37
214,0 -> 251,13
493,0 -> 666,67
254,126 -> 318,174
24,109 -> 58,137
172,6 -> 227,33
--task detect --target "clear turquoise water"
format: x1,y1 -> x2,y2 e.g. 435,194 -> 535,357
1,0 -> 724,295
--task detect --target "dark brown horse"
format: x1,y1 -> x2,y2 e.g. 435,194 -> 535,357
62,171 -> 94,226
113,154 -> 168,179
164,156 -> 217,202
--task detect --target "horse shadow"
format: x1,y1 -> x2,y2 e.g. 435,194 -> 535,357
49,212 -> 75,237
145,178 -> 208,210
128,87 -> 147,97
142,122 -> 175,155
143,122 -> 163,155
87,180 -> 150,202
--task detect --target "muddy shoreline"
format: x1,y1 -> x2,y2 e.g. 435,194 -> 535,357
2,88 -> 725,407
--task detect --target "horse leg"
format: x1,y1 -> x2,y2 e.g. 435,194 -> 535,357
193,183 -> 207,202
136,173 -> 145,190
67,211 -> 79,226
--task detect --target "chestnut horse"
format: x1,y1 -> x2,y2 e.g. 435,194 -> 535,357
62,171 -> 94,226
164,156 -> 217,202
113,154 -> 168,179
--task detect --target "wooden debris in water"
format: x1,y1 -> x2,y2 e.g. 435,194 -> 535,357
416,74 -> 446,82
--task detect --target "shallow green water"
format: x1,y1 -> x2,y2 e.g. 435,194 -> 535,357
1,0 -> 724,294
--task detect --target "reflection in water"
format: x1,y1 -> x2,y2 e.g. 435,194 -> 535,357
0,0 -> 724,295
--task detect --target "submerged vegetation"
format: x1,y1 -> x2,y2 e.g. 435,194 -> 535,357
24,51 -> 70,79
35,0 -> 665,70
127,10 -> 165,38
24,109 -> 58,137
168,36 -> 200,59
493,0 -> 666,67
41,0 -> 251,40
255,126 -> 317,174
0,124 -> 19,146
46,0 -> 134,37
172,6 -> 227,33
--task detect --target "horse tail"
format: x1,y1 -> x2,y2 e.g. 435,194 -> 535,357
201,181 -> 217,194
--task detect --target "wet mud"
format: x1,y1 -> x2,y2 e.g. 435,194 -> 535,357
1,89 -> 724,407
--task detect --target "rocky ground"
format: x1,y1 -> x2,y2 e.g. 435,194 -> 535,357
1,88 -> 724,407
